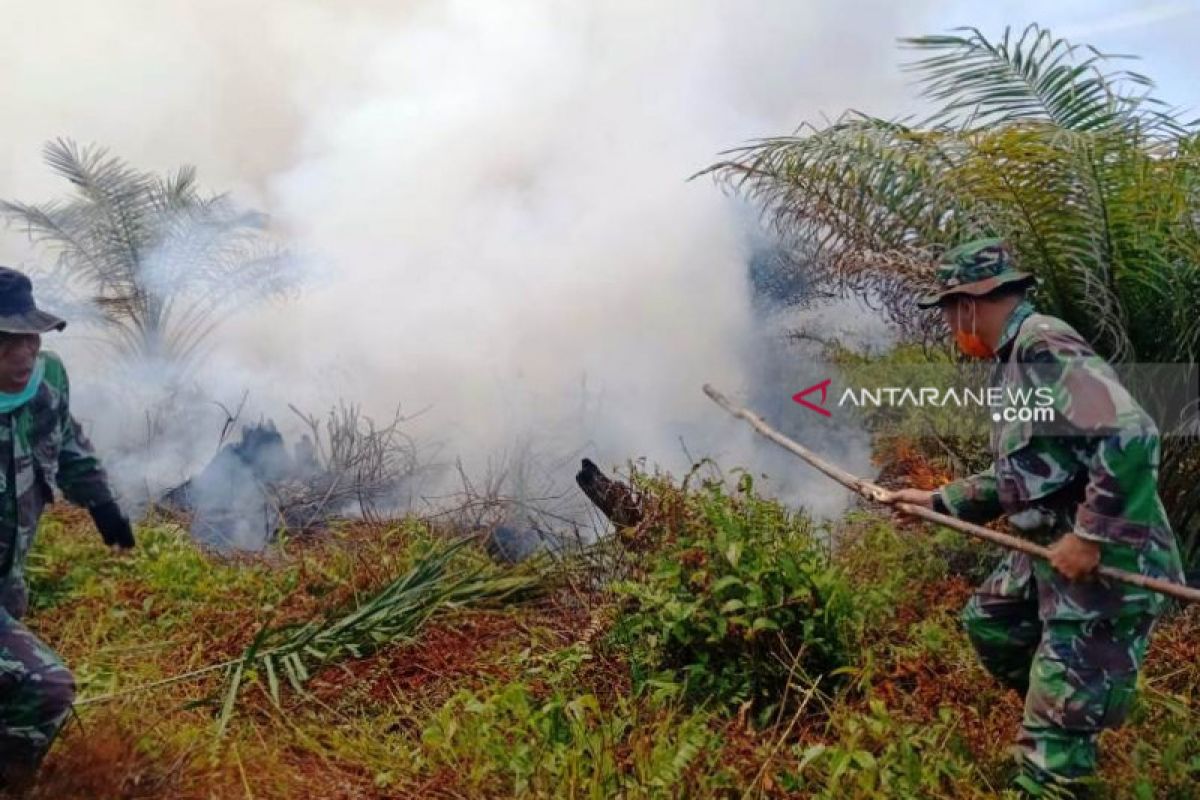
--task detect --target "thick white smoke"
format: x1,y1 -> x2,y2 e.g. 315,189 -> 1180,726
1,0 -> 946,523
230,0 -> 931,516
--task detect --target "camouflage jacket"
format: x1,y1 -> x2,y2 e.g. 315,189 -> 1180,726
941,301 -> 1186,620
0,351 -> 114,617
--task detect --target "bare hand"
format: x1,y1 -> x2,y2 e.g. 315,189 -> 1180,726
1048,533 -> 1101,581
879,488 -> 935,509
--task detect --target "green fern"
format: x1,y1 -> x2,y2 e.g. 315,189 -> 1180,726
647,714 -> 711,789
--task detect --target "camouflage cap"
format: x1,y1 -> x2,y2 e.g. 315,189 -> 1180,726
916,238 -> 1035,309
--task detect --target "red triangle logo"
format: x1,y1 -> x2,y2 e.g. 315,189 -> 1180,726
792,378 -> 832,417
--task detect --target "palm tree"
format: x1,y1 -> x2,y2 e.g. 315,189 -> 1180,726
2,139 -> 295,374
704,25 -> 1200,570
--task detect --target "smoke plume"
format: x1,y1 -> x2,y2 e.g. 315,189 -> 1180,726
1,0 -> 943,523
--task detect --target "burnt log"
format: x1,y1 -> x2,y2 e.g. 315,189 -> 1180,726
575,458 -> 643,528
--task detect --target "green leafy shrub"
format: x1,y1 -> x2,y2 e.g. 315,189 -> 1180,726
611,473 -> 855,719
1124,684 -> 1200,799
780,702 -> 993,798
421,683 -> 723,798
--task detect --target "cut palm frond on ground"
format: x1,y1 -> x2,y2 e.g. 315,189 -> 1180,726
75,537 -> 541,735
220,538 -> 538,724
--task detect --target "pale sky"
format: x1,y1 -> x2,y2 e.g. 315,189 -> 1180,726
929,1 -> 1198,113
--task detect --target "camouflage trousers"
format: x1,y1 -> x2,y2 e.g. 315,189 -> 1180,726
962,553 -> 1155,797
0,604 -> 75,780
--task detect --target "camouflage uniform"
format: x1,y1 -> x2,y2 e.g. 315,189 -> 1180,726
923,241 -> 1186,796
0,351 -> 115,776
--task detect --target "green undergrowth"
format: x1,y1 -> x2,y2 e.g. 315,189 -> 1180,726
610,472 -> 854,723
18,478 -> 1200,799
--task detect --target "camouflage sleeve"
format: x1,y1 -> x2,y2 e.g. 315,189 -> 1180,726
1069,426 -> 1163,546
1019,328 -> 1162,547
940,465 -> 1002,523
45,355 -> 115,508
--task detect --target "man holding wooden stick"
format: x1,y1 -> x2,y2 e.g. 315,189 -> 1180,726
883,239 -> 1186,797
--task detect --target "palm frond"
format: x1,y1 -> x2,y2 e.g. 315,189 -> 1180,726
703,115 -> 984,340
213,538 -> 539,729
707,115 -> 976,251
902,25 -> 1178,135
2,138 -> 296,374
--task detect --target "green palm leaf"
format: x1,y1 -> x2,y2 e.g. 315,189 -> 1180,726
903,25 -> 1179,136
211,538 -> 540,733
1,139 -> 297,376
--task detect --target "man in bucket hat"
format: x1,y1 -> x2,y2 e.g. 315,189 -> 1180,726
0,267 -> 133,791
884,238 -> 1184,797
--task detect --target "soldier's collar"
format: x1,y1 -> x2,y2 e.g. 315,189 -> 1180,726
993,300 -> 1035,361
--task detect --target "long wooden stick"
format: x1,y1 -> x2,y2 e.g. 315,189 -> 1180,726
703,383 -> 1200,605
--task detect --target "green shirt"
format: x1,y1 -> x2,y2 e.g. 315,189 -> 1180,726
0,351 -> 114,616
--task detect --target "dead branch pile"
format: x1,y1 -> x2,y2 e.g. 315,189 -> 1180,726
280,403 -> 420,526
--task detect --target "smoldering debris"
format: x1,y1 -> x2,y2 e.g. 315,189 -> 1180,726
160,403 -> 420,550
479,457 -> 646,566
160,421 -> 303,549
155,399 -> 634,563
482,524 -> 567,565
